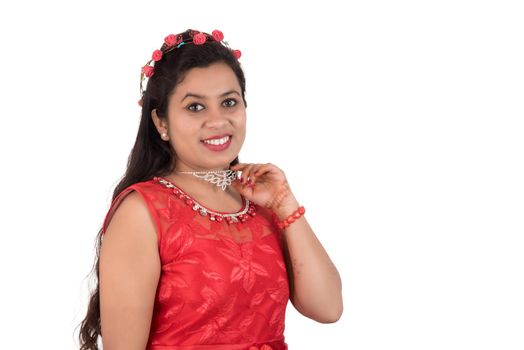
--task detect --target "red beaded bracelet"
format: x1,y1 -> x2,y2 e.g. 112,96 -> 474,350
276,205 -> 306,230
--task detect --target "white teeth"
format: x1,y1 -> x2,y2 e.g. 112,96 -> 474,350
203,136 -> 230,145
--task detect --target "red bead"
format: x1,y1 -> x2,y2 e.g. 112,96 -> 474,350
216,216 -> 223,222
298,206 -> 305,214
178,194 -> 185,200
173,189 -> 180,195
185,199 -> 193,206
293,211 -> 302,218
287,216 -> 295,223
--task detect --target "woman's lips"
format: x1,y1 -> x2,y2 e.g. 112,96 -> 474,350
200,135 -> 232,152
201,133 -> 231,141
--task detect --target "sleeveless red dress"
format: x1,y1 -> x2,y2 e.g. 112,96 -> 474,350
101,176 -> 290,350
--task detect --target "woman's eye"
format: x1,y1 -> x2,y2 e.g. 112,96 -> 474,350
188,103 -> 204,112
224,98 -> 237,107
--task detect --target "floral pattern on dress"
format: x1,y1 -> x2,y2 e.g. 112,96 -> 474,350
157,194 -> 181,222
216,235 -> 270,293
151,297 -> 185,334
102,179 -> 290,349
186,288 -> 244,343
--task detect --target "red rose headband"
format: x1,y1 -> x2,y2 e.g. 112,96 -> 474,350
138,29 -> 242,106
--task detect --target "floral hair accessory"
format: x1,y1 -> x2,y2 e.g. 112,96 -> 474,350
138,29 -> 242,107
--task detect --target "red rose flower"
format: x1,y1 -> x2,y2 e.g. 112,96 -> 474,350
152,49 -> 163,61
193,32 -> 207,45
164,34 -> 176,46
232,49 -> 242,59
142,65 -> 155,78
212,30 -> 224,42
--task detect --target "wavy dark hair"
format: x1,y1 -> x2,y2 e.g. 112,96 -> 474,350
76,29 -> 247,349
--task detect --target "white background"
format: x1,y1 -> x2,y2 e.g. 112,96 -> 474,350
0,0 -> 523,349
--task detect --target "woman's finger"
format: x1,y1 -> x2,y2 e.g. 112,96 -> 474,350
247,164 -> 265,186
253,163 -> 275,177
241,163 -> 257,184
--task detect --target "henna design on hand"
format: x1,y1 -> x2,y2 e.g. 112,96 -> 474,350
264,181 -> 292,210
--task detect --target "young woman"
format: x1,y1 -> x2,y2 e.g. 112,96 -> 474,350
78,28 -> 342,350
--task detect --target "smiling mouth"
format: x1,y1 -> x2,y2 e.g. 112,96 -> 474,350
200,135 -> 232,152
200,135 -> 232,144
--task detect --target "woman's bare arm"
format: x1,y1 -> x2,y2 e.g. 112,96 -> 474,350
99,191 -> 161,350
275,195 -> 343,323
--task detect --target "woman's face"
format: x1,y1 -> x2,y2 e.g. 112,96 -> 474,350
152,61 -> 246,171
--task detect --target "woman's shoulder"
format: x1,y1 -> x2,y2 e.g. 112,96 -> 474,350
123,177 -> 173,199
102,177 -> 172,236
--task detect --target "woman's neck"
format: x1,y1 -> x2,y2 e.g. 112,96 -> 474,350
163,171 -> 237,198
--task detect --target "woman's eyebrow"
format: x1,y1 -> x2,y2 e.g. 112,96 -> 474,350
181,90 -> 240,102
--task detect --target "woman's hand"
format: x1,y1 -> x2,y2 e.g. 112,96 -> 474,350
229,162 -> 296,210
230,165 -> 343,324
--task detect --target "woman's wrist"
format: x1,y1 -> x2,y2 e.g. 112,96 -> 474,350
274,199 -> 305,230
273,195 -> 301,220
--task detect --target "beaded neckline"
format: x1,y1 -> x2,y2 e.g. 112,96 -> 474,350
152,176 -> 257,224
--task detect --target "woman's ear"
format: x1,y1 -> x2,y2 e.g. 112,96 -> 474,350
151,109 -> 167,133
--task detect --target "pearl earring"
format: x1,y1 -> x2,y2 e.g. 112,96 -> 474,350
161,132 -> 168,140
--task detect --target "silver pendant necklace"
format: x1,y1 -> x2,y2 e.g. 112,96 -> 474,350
175,169 -> 240,191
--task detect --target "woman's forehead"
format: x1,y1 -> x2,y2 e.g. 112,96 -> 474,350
177,63 -> 237,88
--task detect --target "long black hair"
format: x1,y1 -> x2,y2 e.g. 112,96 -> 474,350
76,29 -> 247,349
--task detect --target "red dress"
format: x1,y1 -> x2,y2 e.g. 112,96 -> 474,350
102,176 -> 290,350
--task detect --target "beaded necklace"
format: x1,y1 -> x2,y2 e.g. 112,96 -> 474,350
153,176 -> 257,225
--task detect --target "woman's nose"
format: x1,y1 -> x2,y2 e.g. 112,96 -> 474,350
205,107 -> 228,126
